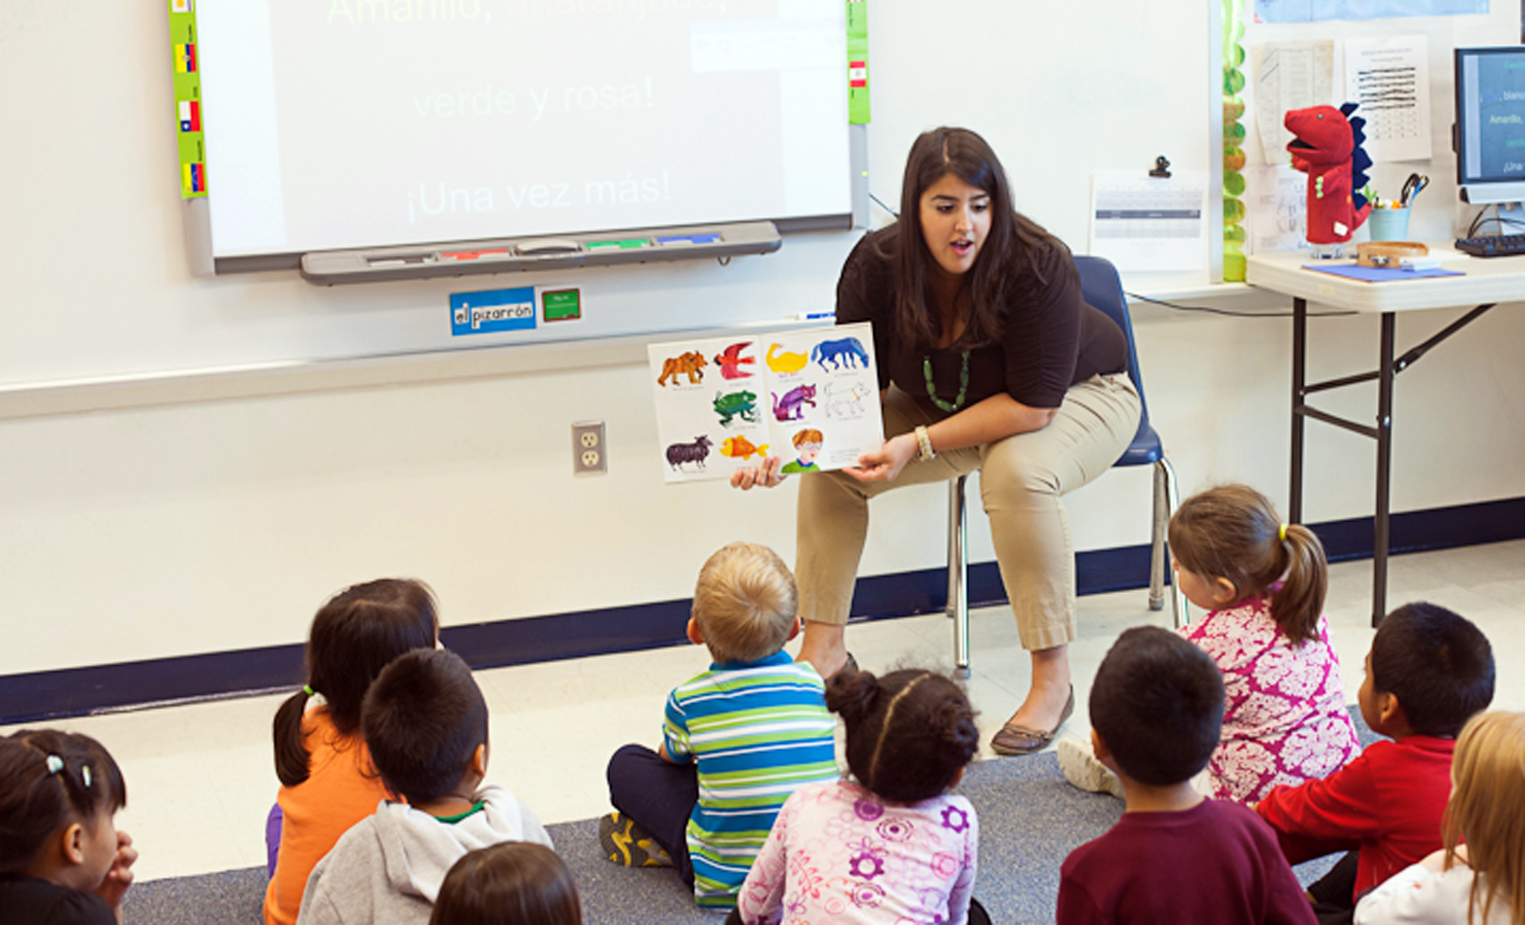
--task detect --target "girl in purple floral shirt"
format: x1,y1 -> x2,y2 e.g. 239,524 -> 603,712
730,669 -> 988,925
1168,484 -> 1361,804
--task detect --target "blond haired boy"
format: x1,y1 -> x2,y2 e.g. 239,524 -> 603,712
601,542 -> 838,910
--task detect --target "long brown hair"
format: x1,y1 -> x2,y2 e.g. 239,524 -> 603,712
1443,711 -> 1525,925
1167,484 -> 1327,645
271,579 -> 438,787
891,126 -> 1061,352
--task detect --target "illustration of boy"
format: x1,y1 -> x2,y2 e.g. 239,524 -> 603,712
780,429 -> 823,474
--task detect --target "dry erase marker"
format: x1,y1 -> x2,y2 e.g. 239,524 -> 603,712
367,253 -> 436,267
656,233 -> 721,246
441,248 -> 510,261
586,238 -> 651,250
796,311 -> 835,321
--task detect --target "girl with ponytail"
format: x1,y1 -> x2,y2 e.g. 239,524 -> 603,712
730,668 -> 989,925
1159,483 -> 1358,804
262,578 -> 439,925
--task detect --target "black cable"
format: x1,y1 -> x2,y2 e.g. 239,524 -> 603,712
868,192 -> 899,219
1125,292 -> 1357,318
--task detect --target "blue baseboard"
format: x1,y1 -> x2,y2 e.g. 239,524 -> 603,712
4,495 -> 1522,725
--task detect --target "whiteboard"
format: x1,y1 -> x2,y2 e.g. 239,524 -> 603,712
0,0 -> 1212,400
193,0 -> 853,261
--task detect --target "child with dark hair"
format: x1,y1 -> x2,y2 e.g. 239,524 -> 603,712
296,648 -> 552,925
602,542 -> 838,910
1256,602 -> 1496,922
430,842 -> 582,925
264,578 -> 441,925
1057,626 -> 1314,925
730,667 -> 986,925
0,730 -> 137,925
1065,484 -> 1358,805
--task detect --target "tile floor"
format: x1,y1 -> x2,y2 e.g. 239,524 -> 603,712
4,539 -> 1522,884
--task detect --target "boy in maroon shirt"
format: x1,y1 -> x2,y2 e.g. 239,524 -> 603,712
1057,626 -> 1315,925
1255,602 -> 1495,923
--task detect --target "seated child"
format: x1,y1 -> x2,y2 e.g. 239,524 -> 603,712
602,541 -> 839,910
430,842 -> 582,925
0,730 -> 137,925
265,578 -> 440,925
1168,485 -> 1360,803
296,648 -> 553,925
1056,626 -> 1315,925
731,668 -> 985,925
1353,710 -> 1525,925
1256,602 -> 1496,920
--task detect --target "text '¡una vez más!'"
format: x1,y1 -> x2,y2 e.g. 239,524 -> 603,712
407,171 -> 671,221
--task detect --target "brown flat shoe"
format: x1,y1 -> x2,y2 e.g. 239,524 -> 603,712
990,685 -> 1075,756
826,651 -> 859,680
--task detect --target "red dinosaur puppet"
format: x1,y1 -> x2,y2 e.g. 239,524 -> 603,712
1285,103 -> 1373,246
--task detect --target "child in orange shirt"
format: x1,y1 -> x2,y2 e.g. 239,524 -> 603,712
262,579 -> 440,925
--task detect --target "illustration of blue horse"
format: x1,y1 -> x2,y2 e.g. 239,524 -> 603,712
811,337 -> 869,371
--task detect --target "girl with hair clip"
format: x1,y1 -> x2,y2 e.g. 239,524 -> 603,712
263,578 -> 440,925
1066,483 -> 1359,805
1355,710 -> 1525,925
0,729 -> 136,925
729,668 -> 989,925
430,842 -> 582,925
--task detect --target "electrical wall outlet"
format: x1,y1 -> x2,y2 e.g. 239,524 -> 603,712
572,421 -> 606,475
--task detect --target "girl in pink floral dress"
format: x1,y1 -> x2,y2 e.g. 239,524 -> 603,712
1168,484 -> 1361,804
729,668 -> 987,925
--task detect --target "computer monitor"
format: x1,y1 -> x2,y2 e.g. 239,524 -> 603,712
1454,46 -> 1525,206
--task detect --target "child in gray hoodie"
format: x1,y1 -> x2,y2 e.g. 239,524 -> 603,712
296,648 -> 553,925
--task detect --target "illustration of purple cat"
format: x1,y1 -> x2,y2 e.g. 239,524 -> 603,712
771,383 -> 817,422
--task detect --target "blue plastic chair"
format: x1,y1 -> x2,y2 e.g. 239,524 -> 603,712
947,255 -> 1182,675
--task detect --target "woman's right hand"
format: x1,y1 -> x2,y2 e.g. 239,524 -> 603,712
731,455 -> 785,490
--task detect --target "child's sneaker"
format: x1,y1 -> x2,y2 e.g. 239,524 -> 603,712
598,812 -> 673,867
1058,735 -> 1125,799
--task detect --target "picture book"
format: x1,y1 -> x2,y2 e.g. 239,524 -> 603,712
648,322 -> 883,483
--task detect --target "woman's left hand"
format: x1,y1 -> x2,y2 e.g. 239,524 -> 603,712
843,433 -> 918,483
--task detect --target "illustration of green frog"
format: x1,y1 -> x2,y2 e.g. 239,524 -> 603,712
713,389 -> 759,426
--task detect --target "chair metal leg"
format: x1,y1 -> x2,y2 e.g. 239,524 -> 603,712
1149,463 -> 1167,613
1156,455 -> 1186,628
947,476 -> 970,678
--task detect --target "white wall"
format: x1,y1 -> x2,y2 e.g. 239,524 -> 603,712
2,2 -> 1522,677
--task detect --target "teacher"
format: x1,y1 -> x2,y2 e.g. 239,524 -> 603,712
734,127 -> 1142,755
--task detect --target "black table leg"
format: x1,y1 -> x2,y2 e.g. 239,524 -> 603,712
1373,313 -> 1395,627
1291,297 -> 1307,523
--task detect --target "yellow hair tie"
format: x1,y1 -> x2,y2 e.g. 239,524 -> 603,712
1279,523 -> 1289,542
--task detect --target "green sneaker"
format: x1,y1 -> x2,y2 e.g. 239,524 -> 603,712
598,812 -> 673,867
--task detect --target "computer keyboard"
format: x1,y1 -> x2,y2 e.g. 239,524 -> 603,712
1454,234 -> 1525,257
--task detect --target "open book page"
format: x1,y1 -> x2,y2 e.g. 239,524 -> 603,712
649,322 -> 884,484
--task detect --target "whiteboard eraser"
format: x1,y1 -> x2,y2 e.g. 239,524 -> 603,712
516,239 -> 582,256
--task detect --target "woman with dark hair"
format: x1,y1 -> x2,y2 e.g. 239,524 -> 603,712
734,127 -> 1140,756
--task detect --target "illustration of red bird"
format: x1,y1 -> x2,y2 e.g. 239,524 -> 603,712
714,341 -> 756,380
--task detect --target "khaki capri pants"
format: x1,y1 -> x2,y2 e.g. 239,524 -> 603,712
794,372 -> 1142,651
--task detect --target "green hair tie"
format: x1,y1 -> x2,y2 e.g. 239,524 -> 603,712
303,685 -> 316,697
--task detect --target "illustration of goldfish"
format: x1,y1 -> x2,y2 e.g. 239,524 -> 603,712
719,435 -> 770,460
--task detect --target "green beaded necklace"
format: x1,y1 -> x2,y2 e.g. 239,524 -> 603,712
923,351 -> 971,412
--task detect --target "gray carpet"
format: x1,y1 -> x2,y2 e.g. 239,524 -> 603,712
123,711 -> 1379,924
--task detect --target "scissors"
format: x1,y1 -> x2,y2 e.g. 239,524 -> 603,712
1399,173 -> 1429,207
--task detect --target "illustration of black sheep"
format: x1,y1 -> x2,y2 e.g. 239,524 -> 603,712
666,435 -> 713,470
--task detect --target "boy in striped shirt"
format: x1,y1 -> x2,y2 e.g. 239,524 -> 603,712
602,542 -> 839,910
